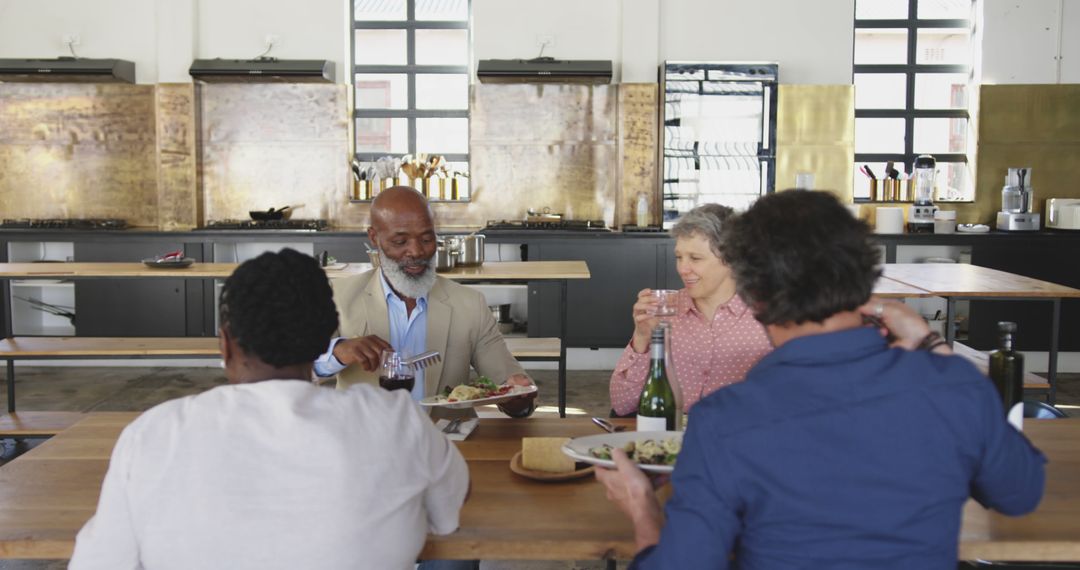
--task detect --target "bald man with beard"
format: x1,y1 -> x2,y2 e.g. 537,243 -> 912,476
313,186 -> 537,419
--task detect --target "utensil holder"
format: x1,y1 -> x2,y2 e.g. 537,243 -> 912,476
884,179 -> 900,202
353,180 -> 373,200
437,178 -> 447,200
419,177 -> 431,198
870,179 -> 881,201
450,178 -> 460,200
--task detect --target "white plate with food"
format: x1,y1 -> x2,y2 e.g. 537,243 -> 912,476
420,377 -> 537,409
957,223 -> 990,234
561,431 -> 683,474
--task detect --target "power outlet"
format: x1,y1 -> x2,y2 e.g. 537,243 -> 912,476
535,34 -> 556,54
62,34 -> 81,47
264,34 -> 280,47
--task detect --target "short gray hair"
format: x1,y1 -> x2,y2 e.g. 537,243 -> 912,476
670,204 -> 735,259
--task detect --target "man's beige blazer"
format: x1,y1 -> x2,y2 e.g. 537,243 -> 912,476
331,269 -> 525,396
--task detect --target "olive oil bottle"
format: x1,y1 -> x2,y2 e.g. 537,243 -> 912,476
988,321 -> 1024,430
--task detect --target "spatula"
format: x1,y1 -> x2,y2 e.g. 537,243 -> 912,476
404,351 -> 441,370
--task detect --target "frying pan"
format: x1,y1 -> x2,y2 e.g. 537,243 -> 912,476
249,206 -> 293,221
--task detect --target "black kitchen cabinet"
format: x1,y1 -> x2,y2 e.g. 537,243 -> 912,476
968,241 -> 1080,351
528,239 -> 667,348
74,241 -> 191,337
314,238 -> 372,263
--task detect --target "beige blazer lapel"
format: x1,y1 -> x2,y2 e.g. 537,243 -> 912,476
424,279 -> 452,396
334,271 -> 394,389
357,270 -> 391,342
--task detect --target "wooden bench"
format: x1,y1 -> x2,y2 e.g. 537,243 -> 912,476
1,336 -> 565,430
0,411 -> 86,437
952,341 -> 1050,391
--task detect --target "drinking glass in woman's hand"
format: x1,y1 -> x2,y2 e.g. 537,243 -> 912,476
378,349 -> 415,392
652,289 -> 679,320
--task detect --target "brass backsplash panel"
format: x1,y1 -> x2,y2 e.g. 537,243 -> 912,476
0,83 -> 159,224
617,84 -> 659,227
463,84 -> 619,227
775,85 -> 855,202
963,84 -> 1080,224
978,84 -> 1080,144
198,83 -> 350,224
155,84 -> 199,230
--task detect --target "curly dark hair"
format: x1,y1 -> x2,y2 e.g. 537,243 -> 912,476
219,248 -> 339,368
720,191 -> 881,326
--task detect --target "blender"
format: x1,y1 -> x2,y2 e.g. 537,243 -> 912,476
996,167 -> 1041,231
907,155 -> 937,233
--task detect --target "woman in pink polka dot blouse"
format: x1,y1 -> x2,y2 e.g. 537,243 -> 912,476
609,204 -> 773,416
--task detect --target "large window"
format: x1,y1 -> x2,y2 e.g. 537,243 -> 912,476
352,0 -> 470,182
853,0 -> 974,201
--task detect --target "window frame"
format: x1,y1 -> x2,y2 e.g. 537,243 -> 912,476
351,0 -> 471,163
853,0 -> 973,201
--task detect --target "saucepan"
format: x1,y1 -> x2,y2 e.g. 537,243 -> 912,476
249,205 -> 294,221
457,234 -> 485,266
435,241 -> 458,272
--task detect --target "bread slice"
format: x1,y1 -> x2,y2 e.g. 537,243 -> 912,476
521,437 -> 575,473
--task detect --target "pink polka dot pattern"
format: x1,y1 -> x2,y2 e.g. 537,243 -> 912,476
609,290 -> 772,416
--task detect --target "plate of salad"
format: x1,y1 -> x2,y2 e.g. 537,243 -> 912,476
561,431 -> 683,474
420,376 -> 537,409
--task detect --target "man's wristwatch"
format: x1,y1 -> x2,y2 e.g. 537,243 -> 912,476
916,331 -> 949,351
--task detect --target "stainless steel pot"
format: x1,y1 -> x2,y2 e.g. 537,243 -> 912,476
435,244 -> 457,272
489,303 -> 511,323
457,234 -> 485,266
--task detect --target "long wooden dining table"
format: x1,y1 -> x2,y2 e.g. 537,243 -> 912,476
881,263 -> 1080,403
1,414 -> 1078,562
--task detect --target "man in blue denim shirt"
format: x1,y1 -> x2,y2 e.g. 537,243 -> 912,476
597,191 -> 1046,570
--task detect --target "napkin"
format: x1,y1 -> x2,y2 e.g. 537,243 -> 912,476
434,418 -> 478,441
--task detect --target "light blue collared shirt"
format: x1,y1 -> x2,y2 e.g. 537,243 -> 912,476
313,270 -> 428,401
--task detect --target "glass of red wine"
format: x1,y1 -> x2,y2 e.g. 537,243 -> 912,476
378,349 -> 416,393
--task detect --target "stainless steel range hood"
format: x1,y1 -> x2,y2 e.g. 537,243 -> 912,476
0,58 -> 135,83
189,58 -> 334,83
477,57 -> 612,85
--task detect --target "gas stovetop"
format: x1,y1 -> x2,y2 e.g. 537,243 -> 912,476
0,218 -> 129,230
197,219 -> 330,231
484,219 -> 610,231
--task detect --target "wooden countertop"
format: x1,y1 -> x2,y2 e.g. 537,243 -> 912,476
1,415 -> 1078,561
883,263 -> 1080,298
0,261 -> 591,281
873,276 -> 934,298
0,337 -> 221,357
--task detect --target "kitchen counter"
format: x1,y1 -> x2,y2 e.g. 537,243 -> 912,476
1,228 -> 1077,352
2,226 -> 1079,240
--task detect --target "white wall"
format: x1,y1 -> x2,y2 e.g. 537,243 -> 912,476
981,0 -> 1079,84
0,0 -> 347,84
473,0 -> 853,85
472,0 -> 622,81
197,0 -> 347,84
0,0 -> 159,83
4,0 -> 1078,87
661,0 -> 854,84
1066,0 -> 1080,82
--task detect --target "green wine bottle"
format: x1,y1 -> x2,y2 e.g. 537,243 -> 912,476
988,321 -> 1024,430
637,326 -> 676,432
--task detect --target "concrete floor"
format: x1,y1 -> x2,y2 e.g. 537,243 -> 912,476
0,366 -> 1076,570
